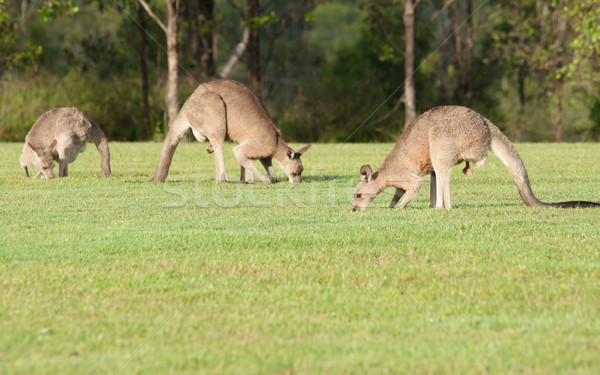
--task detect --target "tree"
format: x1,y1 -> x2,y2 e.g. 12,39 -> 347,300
223,0 -> 300,97
246,0 -> 260,95
493,0 -> 600,142
138,0 -> 179,127
0,0 -> 45,75
464,0 -> 473,108
401,0 -> 421,124
181,0 -> 216,78
136,2 -> 151,139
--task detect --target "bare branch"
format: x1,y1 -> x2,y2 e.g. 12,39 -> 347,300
219,28 -> 250,79
260,21 -> 286,78
429,0 -> 455,22
138,0 -> 167,33
368,94 -> 405,128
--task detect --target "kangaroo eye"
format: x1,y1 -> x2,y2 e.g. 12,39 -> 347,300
356,194 -> 362,198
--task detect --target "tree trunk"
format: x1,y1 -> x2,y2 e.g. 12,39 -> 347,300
555,78 -> 563,143
553,0 -> 566,142
451,3 -> 464,103
247,0 -> 261,97
464,0 -> 473,108
181,0 -> 216,78
199,0 -> 216,77
517,64 -> 527,142
403,0 -> 417,124
166,0 -> 179,127
182,1 -> 200,67
137,3 -> 151,140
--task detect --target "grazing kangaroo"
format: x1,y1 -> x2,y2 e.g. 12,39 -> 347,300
20,107 -> 112,179
151,80 -> 311,183
352,105 -> 600,211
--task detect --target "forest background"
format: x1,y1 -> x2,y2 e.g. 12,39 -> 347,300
1,0 -> 599,143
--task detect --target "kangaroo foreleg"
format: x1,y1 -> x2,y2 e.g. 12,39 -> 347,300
233,143 -> 271,184
398,188 -> 420,209
389,188 -> 406,208
397,179 -> 423,209
240,165 -> 252,183
260,158 -> 276,183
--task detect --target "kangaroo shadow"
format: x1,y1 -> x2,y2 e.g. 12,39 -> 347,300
302,175 -> 352,183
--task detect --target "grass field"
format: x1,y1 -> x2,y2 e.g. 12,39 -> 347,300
1,141 -> 599,374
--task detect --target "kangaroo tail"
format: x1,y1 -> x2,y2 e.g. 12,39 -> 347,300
487,120 -> 599,208
90,121 -> 112,177
548,200 -> 600,208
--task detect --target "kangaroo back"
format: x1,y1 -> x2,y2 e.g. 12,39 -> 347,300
487,120 -> 599,208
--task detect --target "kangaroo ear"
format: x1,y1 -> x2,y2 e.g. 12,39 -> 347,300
360,164 -> 373,182
26,142 -> 40,158
294,144 -> 312,156
286,148 -> 295,160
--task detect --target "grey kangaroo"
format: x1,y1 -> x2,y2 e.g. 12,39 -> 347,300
352,106 -> 600,211
20,107 -> 112,179
151,80 -> 311,183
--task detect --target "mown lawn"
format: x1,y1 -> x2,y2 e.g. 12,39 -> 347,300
1,141 -> 599,374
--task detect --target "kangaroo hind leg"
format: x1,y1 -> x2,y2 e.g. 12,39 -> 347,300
57,145 -> 71,177
433,167 -> 452,209
188,92 -> 229,183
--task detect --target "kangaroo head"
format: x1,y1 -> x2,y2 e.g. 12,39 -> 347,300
352,165 -> 379,211
25,140 -> 56,179
278,144 -> 311,183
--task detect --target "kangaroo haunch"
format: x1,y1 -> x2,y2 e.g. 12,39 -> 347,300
151,80 -> 311,184
20,107 -> 112,179
352,106 -> 600,211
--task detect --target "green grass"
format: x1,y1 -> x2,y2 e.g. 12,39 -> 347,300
1,141 -> 599,374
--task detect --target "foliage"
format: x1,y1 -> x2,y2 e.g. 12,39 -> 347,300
1,0 -> 599,142
561,0 -> 600,81
1,142 -> 600,374
0,70 -> 164,141
590,93 -> 600,140
0,0 -> 42,74
38,0 -> 79,22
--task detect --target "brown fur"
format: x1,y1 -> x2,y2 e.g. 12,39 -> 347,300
151,80 -> 311,183
352,106 -> 599,210
20,107 -> 112,179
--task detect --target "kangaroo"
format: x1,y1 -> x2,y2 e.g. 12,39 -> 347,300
151,80 -> 311,183
19,107 -> 112,179
352,105 -> 600,211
